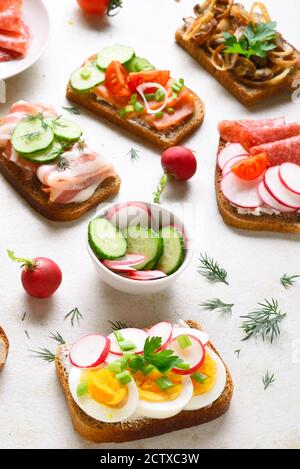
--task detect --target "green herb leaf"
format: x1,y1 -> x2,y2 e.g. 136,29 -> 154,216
240,299 -> 286,343
64,307 -> 83,327
234,349 -> 241,359
280,274 -> 300,289
62,105 -> 80,115
108,320 -> 129,331
30,348 -> 55,363
198,253 -> 229,285
50,331 -> 65,345
200,298 -> 234,314
127,148 -> 140,163
262,370 -> 276,390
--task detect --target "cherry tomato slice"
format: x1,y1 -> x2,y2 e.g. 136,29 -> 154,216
105,61 -> 131,97
77,0 -> 108,15
128,70 -> 171,93
232,153 -> 268,181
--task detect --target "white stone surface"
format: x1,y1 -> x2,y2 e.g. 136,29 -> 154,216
0,0 -> 300,449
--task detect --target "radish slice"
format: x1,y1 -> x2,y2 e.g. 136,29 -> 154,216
171,327 -> 209,347
108,328 -> 148,355
218,143 -> 248,170
70,334 -> 110,369
147,321 -> 173,351
264,166 -> 300,209
105,352 -> 125,364
121,270 -> 167,281
137,83 -> 168,115
221,171 -> 263,209
258,181 -> 296,213
102,254 -> 146,270
279,163 -> 300,195
222,156 -> 247,176
107,202 -> 151,230
168,335 -> 205,375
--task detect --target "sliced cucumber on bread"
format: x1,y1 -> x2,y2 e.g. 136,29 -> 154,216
96,45 -> 135,70
124,225 -> 163,270
156,226 -> 185,275
89,218 -> 127,260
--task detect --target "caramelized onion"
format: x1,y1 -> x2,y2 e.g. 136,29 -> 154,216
211,44 -> 237,71
183,11 -> 214,40
250,2 -> 271,23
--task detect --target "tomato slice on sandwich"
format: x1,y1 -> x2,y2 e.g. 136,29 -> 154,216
128,70 -> 171,93
232,153 -> 268,180
105,61 -> 131,97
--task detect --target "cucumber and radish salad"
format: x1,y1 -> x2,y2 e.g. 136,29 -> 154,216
88,202 -> 186,281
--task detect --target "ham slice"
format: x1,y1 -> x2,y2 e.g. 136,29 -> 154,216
0,0 -> 22,33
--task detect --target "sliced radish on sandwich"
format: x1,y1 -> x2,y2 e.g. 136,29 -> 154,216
107,202 -> 151,230
279,163 -> 300,196
147,321 -> 173,351
221,171 -> 263,209
218,143 -> 248,170
264,166 -> 300,209
70,334 -> 110,369
168,335 -> 205,375
171,327 -> 209,347
121,270 -> 167,281
258,181 -> 296,213
108,328 -> 148,355
102,254 -> 146,271
222,156 -> 247,176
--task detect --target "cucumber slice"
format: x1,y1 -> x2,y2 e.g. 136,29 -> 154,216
89,218 -> 127,260
12,116 -> 54,155
22,141 -> 64,164
125,56 -> 155,72
70,65 -> 105,92
47,117 -> 83,142
96,45 -> 135,69
156,227 -> 185,275
124,225 -> 163,271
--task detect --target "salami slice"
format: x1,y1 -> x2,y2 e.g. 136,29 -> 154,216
218,118 -> 286,143
251,135 -> 300,167
0,0 -> 22,33
241,123 -> 300,151
0,20 -> 30,57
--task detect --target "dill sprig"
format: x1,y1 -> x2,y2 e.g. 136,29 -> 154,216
22,131 -> 42,142
198,253 -> 229,285
234,349 -> 241,358
108,320 -> 129,331
280,274 -> 300,289
262,370 -> 276,390
240,299 -> 286,343
56,155 -> 70,171
30,348 -> 55,363
62,105 -> 80,115
200,298 -> 234,314
21,312 -> 27,322
50,331 -> 65,345
127,148 -> 140,162
25,330 -> 30,340
64,307 -> 83,327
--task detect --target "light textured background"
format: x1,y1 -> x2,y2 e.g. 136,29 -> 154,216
0,0 -> 300,449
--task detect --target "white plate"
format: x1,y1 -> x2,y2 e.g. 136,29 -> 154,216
0,0 -> 50,80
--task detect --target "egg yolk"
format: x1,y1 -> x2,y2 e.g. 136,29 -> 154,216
192,354 -> 217,395
82,368 -> 128,408
134,369 -> 183,402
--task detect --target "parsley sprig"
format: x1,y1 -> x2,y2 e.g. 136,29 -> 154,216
223,21 -> 277,59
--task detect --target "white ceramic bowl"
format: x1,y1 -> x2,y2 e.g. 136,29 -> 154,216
86,201 -> 193,295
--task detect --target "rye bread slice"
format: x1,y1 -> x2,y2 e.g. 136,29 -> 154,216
55,320 -> 233,443
0,153 -> 121,222
66,83 -> 205,150
176,27 -> 300,107
0,327 -> 9,371
216,138 -> 300,233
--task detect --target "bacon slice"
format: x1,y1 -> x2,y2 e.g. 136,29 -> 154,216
0,0 -> 22,33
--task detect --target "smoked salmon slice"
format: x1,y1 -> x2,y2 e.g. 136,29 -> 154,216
0,21 -> 30,57
0,0 -> 22,33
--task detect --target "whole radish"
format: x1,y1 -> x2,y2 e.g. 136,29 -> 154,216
8,250 -> 62,299
153,147 -> 197,203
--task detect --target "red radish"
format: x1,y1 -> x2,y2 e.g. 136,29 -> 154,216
264,166 -> 300,209
70,334 -> 110,368
218,143 -> 248,170
108,328 -> 148,355
121,270 -> 167,281
102,254 -> 146,271
107,202 -> 150,229
7,250 -> 62,299
168,335 -> 205,375
171,327 -> 209,347
154,147 -> 197,203
147,321 -> 173,351
279,163 -> 300,195
221,172 -> 263,209
222,156 -> 248,176
258,181 -> 296,213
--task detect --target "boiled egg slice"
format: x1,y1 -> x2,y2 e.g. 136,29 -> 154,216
69,366 -> 139,423
184,346 -> 227,411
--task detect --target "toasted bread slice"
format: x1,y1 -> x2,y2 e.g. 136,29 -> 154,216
176,28 -> 300,107
0,153 -> 121,222
216,138 -> 300,233
0,327 -> 9,371
66,83 -> 205,150
56,320 -> 233,443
